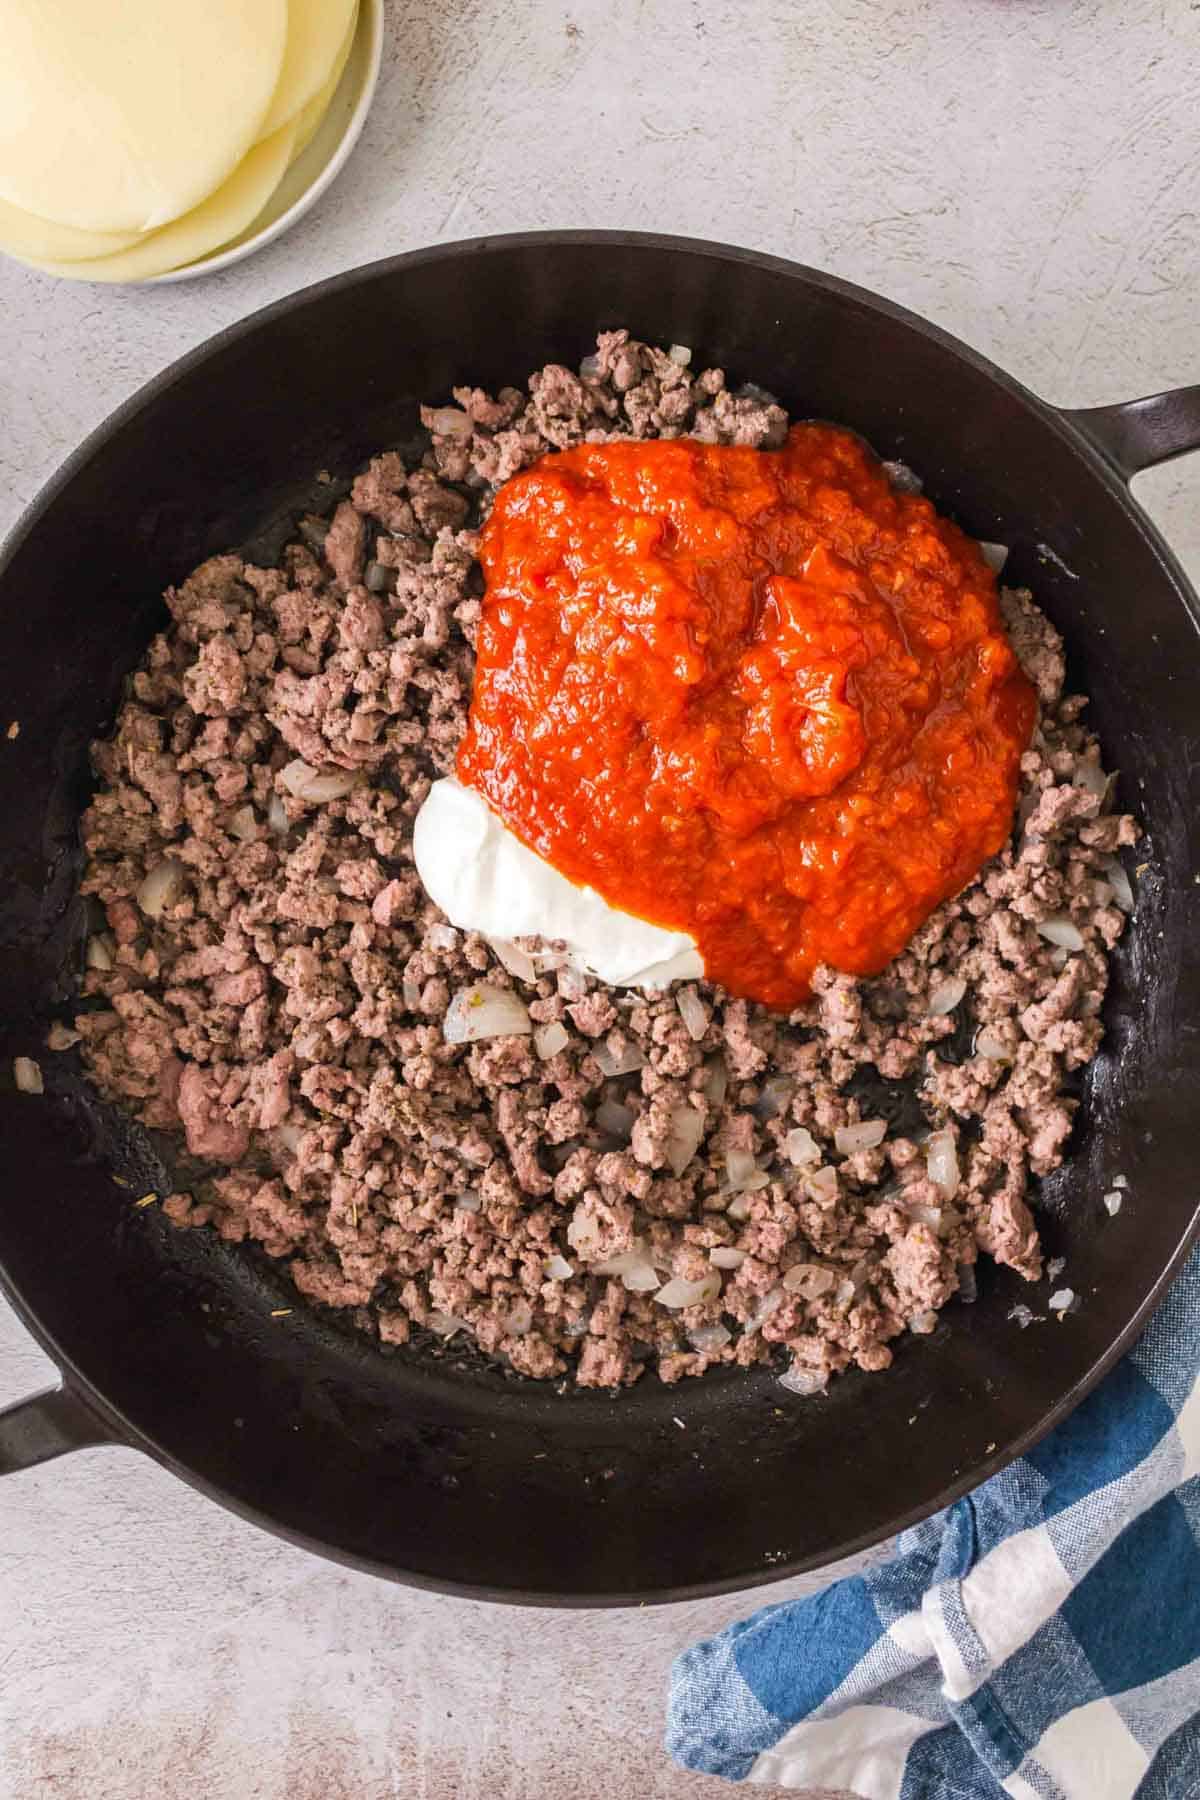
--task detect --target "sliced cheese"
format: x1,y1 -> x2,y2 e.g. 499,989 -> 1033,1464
208,13 -> 359,268
24,119 -> 298,284
286,6 -> 359,164
0,194 -> 144,264
259,0 -> 358,138
0,0 -> 288,233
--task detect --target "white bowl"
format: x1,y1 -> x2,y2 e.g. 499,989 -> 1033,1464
146,0 -> 384,285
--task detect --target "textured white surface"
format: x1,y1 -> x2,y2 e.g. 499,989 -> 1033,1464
1,1 -> 1199,1795
414,778 -> 704,988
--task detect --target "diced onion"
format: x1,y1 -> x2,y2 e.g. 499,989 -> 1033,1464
487,936 -> 536,983
596,1097 -> 635,1142
13,1056 -> 43,1094
709,1246 -> 746,1269
834,1119 -> 887,1154
784,1127 -> 821,1168
779,1363 -> 828,1397
268,793 -> 290,835
622,1262 -> 662,1293
403,976 -> 422,1009
688,1323 -> 731,1354
427,1310 -> 468,1338
702,1056 -> 728,1106
136,857 -> 186,918
725,1148 -> 757,1190
86,933 -> 115,971
429,923 -> 459,952
803,1165 -> 839,1205
1103,1190 -> 1122,1216
592,1243 -> 660,1292
725,1193 -> 751,1221
927,976 -> 967,1017
668,343 -> 693,366
1048,1287 -> 1075,1312
905,1202 -> 943,1230
1114,1173 -> 1128,1188
745,1284 -> 784,1333
567,1207 -> 603,1257
957,1261 -> 978,1303
849,1256 -> 873,1293
909,1310 -> 939,1335
443,983 -> 532,1043
1036,916 -> 1085,952
1008,1303 -> 1037,1328
975,1026 -> 1012,1062
1102,855 -> 1134,913
454,1192 -> 482,1213
783,1263 -> 835,1297
544,1253 -> 574,1280
753,1074 -> 793,1120
925,1128 -> 960,1199
579,353 -> 602,378
229,805 -> 258,842
534,1021 -> 569,1061
655,1273 -> 721,1309
676,986 -> 709,1042
665,1102 -> 705,1176
428,406 -> 472,439
978,541 -> 1010,574
507,1301 -> 533,1336
590,1245 -> 640,1275
593,1039 -> 645,1077
279,759 -> 359,804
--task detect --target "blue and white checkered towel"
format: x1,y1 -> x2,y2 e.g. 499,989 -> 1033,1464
668,1245 -> 1200,1798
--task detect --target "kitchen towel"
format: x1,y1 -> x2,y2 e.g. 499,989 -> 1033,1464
668,1243 -> 1200,1798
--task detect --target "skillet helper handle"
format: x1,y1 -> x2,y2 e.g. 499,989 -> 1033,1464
1065,386 -> 1200,479
0,1384 -> 116,1475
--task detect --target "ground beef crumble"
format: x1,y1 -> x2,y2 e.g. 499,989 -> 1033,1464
66,332 -> 1139,1390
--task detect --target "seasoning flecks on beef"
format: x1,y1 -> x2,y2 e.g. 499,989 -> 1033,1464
69,333 -> 1138,1389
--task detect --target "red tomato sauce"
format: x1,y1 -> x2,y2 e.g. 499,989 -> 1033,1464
458,424 -> 1035,1010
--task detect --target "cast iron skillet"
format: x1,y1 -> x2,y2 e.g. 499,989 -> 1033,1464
0,233 -> 1197,1606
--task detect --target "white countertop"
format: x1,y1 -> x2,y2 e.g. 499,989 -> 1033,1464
2,2 -> 1198,1795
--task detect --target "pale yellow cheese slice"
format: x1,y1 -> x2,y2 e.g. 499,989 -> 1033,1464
0,0 -> 288,233
286,7 -> 359,164
259,0 -> 358,138
0,195 -> 144,264
24,119 -> 298,283
206,11 -> 359,265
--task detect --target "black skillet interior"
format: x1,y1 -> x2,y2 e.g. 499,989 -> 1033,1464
0,234 -> 1197,1603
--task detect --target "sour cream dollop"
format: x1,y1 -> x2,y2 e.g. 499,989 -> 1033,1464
413,777 -> 703,990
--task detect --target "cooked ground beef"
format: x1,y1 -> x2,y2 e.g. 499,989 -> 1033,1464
66,333 -> 1139,1390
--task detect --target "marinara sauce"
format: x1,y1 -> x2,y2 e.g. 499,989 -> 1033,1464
458,424 -> 1035,1010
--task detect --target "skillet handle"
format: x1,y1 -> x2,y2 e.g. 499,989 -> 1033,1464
1064,386 -> 1200,479
0,1384 -> 118,1475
